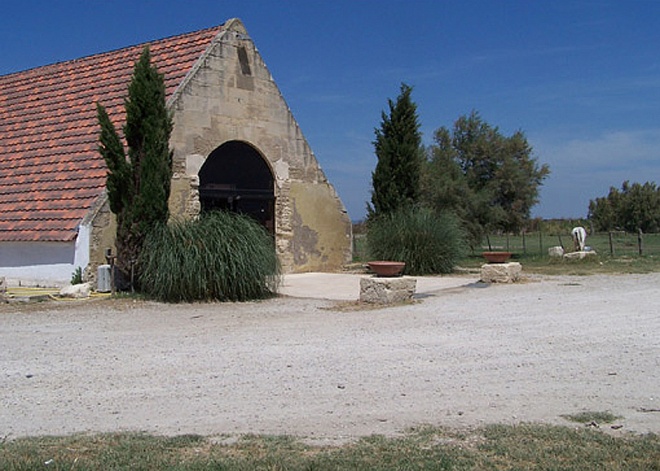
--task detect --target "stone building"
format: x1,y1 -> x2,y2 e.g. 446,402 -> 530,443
0,18 -> 352,285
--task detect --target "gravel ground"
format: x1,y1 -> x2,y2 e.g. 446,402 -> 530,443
1,273 -> 659,442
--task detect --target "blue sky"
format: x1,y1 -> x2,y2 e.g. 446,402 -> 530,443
2,1 -> 659,221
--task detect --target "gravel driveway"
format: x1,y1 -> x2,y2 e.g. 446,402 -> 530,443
1,273 -> 659,441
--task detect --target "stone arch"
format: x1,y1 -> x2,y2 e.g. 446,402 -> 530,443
198,141 -> 275,234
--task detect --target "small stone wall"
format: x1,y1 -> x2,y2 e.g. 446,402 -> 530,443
563,250 -> 598,260
359,276 -> 417,304
480,262 -> 522,283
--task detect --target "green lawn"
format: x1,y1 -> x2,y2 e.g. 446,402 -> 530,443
354,231 -> 660,275
480,231 -> 660,258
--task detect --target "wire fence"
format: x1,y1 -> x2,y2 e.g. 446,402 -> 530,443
353,231 -> 660,260
479,231 -> 660,257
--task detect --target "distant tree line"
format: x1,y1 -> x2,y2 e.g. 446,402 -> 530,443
589,181 -> 660,233
368,84 -> 550,252
365,84 -> 549,272
368,83 -> 660,251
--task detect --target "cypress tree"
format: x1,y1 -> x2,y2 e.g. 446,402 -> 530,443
97,46 -> 173,282
368,83 -> 423,219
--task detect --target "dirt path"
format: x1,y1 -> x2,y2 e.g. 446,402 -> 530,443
1,273 -> 659,441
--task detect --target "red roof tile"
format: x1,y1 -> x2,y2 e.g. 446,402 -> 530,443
0,25 -> 223,242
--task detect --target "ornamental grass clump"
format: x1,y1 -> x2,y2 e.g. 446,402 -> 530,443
367,207 -> 465,275
139,211 -> 280,302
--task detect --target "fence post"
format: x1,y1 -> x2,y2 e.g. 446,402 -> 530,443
538,231 -> 543,255
506,233 -> 510,251
638,229 -> 644,256
609,231 -> 614,256
522,231 -> 527,254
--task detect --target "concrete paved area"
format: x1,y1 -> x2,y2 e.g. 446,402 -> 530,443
2,272 -> 477,303
279,272 -> 477,301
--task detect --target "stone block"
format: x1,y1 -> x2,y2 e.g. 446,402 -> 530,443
564,250 -> 597,260
359,276 -> 417,304
480,262 -> 522,283
548,246 -> 564,258
59,282 -> 91,299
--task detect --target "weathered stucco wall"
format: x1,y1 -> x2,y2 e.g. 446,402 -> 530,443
85,195 -> 117,284
289,182 -> 352,272
0,241 -> 76,285
167,19 -> 352,272
0,220 -> 94,286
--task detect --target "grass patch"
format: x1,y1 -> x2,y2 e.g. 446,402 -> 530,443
480,232 -> 660,258
2,425 -> 658,470
479,423 -> 659,470
459,253 -> 660,275
561,411 -> 622,425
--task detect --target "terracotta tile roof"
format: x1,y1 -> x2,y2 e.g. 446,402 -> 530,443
0,25 -> 223,242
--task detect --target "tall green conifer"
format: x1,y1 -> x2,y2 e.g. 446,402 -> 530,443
97,46 -> 173,281
368,83 -> 423,219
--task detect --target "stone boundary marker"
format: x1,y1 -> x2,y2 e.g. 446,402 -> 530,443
480,262 -> 522,283
360,277 -> 417,304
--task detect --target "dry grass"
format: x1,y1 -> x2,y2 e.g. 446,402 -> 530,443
2,425 -> 658,470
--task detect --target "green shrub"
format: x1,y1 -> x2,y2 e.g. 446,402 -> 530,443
367,207 -> 465,275
70,267 -> 83,285
139,211 -> 280,302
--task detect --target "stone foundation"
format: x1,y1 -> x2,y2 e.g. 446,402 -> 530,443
563,250 -> 597,260
548,246 -> 565,258
480,262 -> 522,283
359,276 -> 417,304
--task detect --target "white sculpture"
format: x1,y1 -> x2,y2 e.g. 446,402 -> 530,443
571,226 -> 587,252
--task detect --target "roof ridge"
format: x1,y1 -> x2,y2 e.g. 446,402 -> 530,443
0,24 -> 224,79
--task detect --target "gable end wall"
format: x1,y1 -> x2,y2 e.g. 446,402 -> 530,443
167,21 -> 352,272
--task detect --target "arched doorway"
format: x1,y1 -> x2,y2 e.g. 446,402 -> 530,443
198,141 -> 275,234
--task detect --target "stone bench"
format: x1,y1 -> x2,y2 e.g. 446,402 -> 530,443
359,276 -> 417,304
480,262 -> 522,283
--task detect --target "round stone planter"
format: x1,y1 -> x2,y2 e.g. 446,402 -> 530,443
367,261 -> 406,277
482,251 -> 513,263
